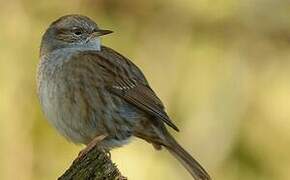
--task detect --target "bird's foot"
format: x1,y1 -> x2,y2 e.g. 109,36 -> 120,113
117,175 -> 128,180
74,134 -> 107,163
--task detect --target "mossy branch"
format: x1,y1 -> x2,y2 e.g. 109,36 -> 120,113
58,147 -> 126,180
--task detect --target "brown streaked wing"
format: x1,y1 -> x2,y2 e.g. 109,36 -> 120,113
98,47 -> 179,131
67,49 -> 179,132
109,81 -> 179,131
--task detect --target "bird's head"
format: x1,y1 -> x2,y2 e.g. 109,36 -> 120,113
40,14 -> 113,56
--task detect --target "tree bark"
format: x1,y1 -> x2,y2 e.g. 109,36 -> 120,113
58,147 -> 125,180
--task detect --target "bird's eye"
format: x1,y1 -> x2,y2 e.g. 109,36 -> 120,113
72,28 -> 83,36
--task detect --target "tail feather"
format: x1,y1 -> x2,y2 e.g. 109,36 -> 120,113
165,135 -> 211,180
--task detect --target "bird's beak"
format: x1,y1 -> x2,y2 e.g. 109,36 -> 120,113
93,29 -> 113,37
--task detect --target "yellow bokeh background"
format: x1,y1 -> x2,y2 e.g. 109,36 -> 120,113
0,0 -> 290,179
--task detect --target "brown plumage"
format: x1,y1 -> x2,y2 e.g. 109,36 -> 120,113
37,14 -> 211,180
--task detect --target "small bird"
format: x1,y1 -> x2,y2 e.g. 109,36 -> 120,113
37,14 -> 211,180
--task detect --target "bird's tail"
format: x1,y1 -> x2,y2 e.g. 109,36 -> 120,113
165,134 -> 211,180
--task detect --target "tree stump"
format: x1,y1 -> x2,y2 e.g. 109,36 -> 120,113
59,147 -> 126,180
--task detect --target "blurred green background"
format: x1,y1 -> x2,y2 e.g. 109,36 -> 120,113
0,0 -> 290,179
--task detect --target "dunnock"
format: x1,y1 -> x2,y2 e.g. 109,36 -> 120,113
37,14 -> 211,180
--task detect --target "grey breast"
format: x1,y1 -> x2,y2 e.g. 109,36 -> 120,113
37,48 -> 101,144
